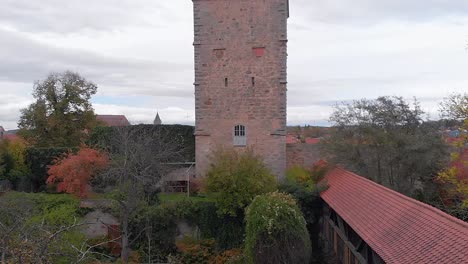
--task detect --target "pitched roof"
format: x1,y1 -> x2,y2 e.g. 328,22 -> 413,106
286,134 -> 300,144
153,112 -> 162,125
96,115 -> 130,127
305,137 -> 320,144
320,167 -> 468,264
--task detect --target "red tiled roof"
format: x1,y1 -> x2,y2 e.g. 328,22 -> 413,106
305,137 -> 320,144
96,115 -> 130,127
286,134 -> 300,144
321,167 -> 468,264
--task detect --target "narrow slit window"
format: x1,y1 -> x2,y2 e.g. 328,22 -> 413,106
233,125 -> 247,146
251,77 -> 255,87
224,78 -> 228,87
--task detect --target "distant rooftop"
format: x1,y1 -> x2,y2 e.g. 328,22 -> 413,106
96,115 -> 130,127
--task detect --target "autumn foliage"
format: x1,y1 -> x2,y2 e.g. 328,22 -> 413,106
47,146 -> 109,197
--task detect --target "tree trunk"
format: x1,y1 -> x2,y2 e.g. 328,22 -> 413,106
1,249 -> 5,264
121,208 -> 130,264
146,217 -> 151,264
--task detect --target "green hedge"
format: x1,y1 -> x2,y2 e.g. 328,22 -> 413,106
182,200 -> 245,250
130,199 -> 245,261
87,125 -> 195,162
245,192 -> 311,264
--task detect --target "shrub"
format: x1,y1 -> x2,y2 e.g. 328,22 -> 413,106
286,163 -> 329,190
281,163 -> 329,263
0,138 -> 30,187
176,237 -> 216,264
286,165 -> 310,184
25,147 -> 78,191
205,148 -> 277,216
170,199 -> 244,250
129,198 -> 244,262
47,146 -> 109,197
0,192 -> 86,263
211,248 -> 243,264
245,192 -> 311,264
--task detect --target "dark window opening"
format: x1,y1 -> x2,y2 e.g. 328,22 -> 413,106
224,78 -> 228,87
251,77 -> 255,86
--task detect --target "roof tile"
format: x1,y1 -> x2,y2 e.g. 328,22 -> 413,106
321,167 -> 468,264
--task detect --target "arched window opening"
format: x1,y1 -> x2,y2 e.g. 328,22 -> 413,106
233,125 -> 247,146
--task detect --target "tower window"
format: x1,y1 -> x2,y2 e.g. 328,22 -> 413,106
233,125 -> 247,146
224,78 -> 228,87
251,77 -> 255,87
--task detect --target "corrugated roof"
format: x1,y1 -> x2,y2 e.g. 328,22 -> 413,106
320,167 -> 468,264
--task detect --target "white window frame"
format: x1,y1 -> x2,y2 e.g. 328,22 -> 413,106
233,125 -> 247,146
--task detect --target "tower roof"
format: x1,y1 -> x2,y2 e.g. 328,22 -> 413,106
154,112 -> 162,125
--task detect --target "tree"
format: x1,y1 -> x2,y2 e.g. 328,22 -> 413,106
0,192 -> 107,264
18,71 -> 99,147
440,93 -> 468,120
321,96 -> 448,196
0,137 -> 30,185
46,146 -> 109,197
280,163 -> 329,263
93,126 -> 187,263
245,192 -> 311,264
205,148 -> 277,216
435,93 -> 468,220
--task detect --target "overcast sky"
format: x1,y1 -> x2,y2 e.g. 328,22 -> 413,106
0,0 -> 467,130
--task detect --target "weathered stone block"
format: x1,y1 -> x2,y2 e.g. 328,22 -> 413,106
192,0 -> 289,180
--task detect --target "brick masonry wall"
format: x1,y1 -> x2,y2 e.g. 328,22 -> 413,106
192,0 -> 289,179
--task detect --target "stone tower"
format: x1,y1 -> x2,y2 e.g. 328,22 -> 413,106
192,0 -> 289,179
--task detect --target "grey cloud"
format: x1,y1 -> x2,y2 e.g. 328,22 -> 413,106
293,0 -> 468,24
0,0 -> 168,33
0,93 -> 31,129
0,29 -> 193,98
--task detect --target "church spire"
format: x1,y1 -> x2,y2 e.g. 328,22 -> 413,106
153,112 -> 162,125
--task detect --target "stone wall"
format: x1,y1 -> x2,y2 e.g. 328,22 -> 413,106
82,210 -> 119,239
286,143 -> 322,169
192,0 -> 289,179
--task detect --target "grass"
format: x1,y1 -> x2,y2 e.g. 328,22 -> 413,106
159,193 -> 213,203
